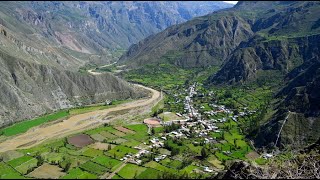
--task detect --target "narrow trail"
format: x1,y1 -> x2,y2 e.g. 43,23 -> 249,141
274,111 -> 291,147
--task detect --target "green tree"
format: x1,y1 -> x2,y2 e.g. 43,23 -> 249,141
64,162 -> 71,172
201,147 -> 208,159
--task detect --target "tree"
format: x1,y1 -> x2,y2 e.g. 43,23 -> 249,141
64,162 -> 71,172
224,90 -> 232,98
171,148 -> 179,156
108,144 -> 112,151
151,127 -> 155,135
201,147 -> 208,159
36,155 -> 44,166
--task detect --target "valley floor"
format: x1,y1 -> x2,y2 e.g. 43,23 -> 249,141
0,84 -> 162,153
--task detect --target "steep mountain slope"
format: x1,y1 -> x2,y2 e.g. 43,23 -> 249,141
210,34 -> 320,84
0,1 -> 232,70
0,50 -> 147,128
119,1 -> 320,149
119,10 -> 254,68
254,57 -> 320,148
120,1 -> 320,73
209,1 -> 320,84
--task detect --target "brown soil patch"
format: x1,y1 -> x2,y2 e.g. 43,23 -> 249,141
114,126 -> 134,134
90,142 -> 115,150
27,163 -> 66,179
246,151 -> 260,160
67,134 -> 93,148
144,118 -> 161,127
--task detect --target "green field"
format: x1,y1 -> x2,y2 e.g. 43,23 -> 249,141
7,155 -> 34,167
79,161 -> 108,175
0,162 -> 24,179
117,164 -> 147,179
0,99 -> 133,137
106,145 -> 138,159
136,168 -> 161,179
62,167 -> 98,179
92,155 -> 122,171
0,111 -> 69,136
82,148 -> 104,158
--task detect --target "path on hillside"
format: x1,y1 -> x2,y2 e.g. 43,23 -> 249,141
0,84 -> 162,153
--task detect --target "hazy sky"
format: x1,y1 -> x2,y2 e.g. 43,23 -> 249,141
223,1 -> 238,5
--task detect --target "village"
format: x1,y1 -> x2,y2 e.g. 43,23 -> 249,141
128,82 -> 270,174
0,81 -> 273,179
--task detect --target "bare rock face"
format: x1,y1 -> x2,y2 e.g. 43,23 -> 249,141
0,52 -> 147,128
254,58 -> 320,149
210,34 -> 320,84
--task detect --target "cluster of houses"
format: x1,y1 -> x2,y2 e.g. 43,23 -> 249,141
128,83 -> 261,173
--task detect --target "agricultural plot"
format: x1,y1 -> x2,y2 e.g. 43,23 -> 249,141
121,139 -> 141,148
117,163 -> 147,179
90,133 -> 106,142
207,155 -> 224,169
181,165 -> 199,173
27,163 -> 66,179
99,131 -> 118,139
67,134 -> 94,148
143,161 -> 174,173
0,150 -> 24,162
92,155 -> 121,171
0,162 -> 24,179
79,161 -> 108,175
112,174 -> 124,179
41,152 -> 64,164
103,127 -> 127,137
82,148 -> 104,158
136,168 -> 161,179
90,142 -> 116,151
7,155 -> 33,168
106,145 -> 138,159
114,126 -> 135,134
15,158 -> 38,174
0,111 -> 69,137
59,154 -> 91,170
61,167 -> 97,179
186,143 -> 202,156
109,138 -> 128,145
123,124 -> 149,142
58,146 -> 82,156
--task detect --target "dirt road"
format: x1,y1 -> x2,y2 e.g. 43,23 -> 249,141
0,84 -> 162,153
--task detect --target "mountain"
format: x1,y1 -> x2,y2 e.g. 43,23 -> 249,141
120,1 -> 320,72
119,1 -> 320,148
0,1 -> 232,70
0,49 -> 147,128
119,8 -> 253,68
0,1 -> 232,128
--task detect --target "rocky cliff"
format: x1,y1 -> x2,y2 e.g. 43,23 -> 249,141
0,50 -> 147,128
254,57 -> 320,148
210,34 -> 320,84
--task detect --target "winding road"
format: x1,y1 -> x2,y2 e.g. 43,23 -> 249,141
0,84 -> 162,153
